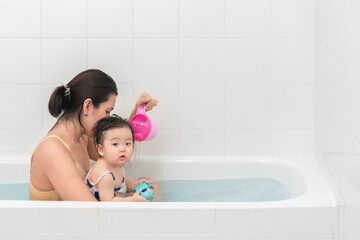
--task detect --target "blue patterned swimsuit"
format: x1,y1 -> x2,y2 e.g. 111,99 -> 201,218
85,165 -> 127,201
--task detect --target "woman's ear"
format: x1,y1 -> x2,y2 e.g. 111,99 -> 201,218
83,98 -> 93,116
96,144 -> 104,158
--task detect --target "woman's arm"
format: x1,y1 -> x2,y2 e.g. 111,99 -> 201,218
39,140 -> 98,201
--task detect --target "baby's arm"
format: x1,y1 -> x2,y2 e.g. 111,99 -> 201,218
97,174 -> 148,202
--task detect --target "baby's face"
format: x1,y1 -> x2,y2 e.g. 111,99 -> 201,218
101,127 -> 134,166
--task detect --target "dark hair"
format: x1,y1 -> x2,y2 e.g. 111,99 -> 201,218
48,69 -> 118,128
93,114 -> 134,146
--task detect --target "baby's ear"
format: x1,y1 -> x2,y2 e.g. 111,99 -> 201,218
96,144 -> 104,157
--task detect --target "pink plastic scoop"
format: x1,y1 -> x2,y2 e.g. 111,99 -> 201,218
130,104 -> 158,141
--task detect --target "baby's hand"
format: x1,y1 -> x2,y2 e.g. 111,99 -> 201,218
138,178 -> 157,189
132,190 -> 149,202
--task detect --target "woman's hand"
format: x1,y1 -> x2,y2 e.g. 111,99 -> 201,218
135,92 -> 158,111
130,92 -> 158,119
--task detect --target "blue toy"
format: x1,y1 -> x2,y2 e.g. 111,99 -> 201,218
133,180 -> 153,201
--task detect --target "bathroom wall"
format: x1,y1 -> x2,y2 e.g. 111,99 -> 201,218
315,0 -> 360,239
0,0 -> 315,157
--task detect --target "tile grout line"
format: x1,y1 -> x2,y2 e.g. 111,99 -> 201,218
178,0 -> 182,159
85,0 -> 89,69
269,0 -> 272,156
40,0 -> 44,133
223,0 -> 226,156
131,0 -> 135,85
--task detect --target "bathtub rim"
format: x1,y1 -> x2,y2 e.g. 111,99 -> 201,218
0,154 -> 336,208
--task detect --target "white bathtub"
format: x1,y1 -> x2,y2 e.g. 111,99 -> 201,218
0,155 -> 336,239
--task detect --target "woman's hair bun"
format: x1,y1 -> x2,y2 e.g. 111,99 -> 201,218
48,85 -> 69,118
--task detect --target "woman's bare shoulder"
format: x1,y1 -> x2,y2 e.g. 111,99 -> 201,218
33,136 -> 72,164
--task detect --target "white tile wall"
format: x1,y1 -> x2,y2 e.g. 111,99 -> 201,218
88,39 -> 133,83
271,130 -> 314,154
0,0 -> 316,157
225,39 -> 270,83
180,0 -> 224,38
271,85 -> 314,129
180,130 -> 225,156
316,1 -> 360,239
225,84 -> 270,129
0,130 -> 42,154
271,0 -> 315,38
134,39 -> 178,83
134,0 -> 178,38
0,85 -> 42,129
140,130 -> 180,156
271,39 -> 315,84
180,39 -> 224,84
42,84 -> 58,131
42,39 -> 87,84
225,0 -> 270,38
225,129 -> 270,155
180,84 -> 225,130
41,0 -> 86,37
114,84 -> 152,119
0,39 -> 41,84
0,0 -> 41,37
87,0 -> 132,38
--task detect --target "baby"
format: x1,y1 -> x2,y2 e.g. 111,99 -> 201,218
84,114 -> 155,201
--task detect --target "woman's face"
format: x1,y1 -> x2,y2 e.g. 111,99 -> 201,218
83,94 -> 117,137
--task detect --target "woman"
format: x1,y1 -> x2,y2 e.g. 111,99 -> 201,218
29,69 -> 158,201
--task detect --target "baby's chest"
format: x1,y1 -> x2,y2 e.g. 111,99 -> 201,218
112,168 -> 125,187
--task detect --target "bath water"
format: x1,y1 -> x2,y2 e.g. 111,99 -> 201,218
0,178 -> 291,202
157,178 -> 291,202
0,182 -> 28,200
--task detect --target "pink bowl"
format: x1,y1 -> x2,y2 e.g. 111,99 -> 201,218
130,104 -> 158,141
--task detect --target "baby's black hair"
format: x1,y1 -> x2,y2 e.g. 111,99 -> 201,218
93,114 -> 134,146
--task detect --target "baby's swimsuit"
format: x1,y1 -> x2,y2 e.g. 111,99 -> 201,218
85,165 -> 127,200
